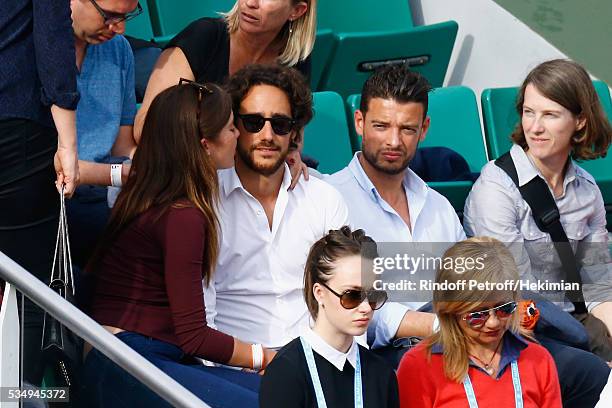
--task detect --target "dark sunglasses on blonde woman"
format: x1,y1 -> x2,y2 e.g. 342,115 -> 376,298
320,281 -> 388,310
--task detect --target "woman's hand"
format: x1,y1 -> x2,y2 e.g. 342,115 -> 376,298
258,348 -> 278,375
287,150 -> 309,190
54,145 -> 79,197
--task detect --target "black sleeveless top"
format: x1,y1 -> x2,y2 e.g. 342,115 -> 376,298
166,18 -> 311,85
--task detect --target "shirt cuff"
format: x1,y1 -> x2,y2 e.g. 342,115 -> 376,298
41,91 -> 80,111
369,302 -> 411,349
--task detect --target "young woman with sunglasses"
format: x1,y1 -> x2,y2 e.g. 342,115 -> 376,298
81,82 -> 276,407
397,237 -> 562,408
260,226 -> 399,407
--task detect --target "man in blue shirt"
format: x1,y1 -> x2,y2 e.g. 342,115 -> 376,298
327,66 -> 465,354
67,0 -> 142,267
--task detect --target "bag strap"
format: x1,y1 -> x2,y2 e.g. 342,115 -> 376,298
495,152 -> 587,314
50,186 -> 75,296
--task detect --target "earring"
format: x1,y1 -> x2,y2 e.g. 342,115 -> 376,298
288,20 -> 294,35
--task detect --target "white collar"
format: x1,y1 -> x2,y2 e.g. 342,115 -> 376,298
302,327 -> 358,371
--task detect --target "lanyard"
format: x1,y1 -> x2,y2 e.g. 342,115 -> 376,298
300,337 -> 363,408
463,360 -> 523,408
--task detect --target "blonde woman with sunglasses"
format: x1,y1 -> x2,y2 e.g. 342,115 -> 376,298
260,226 -> 399,407
397,237 -> 562,408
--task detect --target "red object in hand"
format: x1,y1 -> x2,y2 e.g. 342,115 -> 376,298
520,300 -> 540,331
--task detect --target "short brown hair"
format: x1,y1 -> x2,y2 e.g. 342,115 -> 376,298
511,59 -> 612,160
303,227 -> 377,319
360,65 -> 432,120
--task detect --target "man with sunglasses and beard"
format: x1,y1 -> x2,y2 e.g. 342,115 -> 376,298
327,66 -> 465,362
204,64 -> 349,351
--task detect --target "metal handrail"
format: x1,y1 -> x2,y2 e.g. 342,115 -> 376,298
0,251 -> 209,408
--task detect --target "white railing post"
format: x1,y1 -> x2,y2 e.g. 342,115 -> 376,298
0,283 -> 19,408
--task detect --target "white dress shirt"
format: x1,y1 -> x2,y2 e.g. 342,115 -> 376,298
464,144 -> 611,311
327,153 -> 466,348
205,164 -> 349,348
302,327 -> 358,371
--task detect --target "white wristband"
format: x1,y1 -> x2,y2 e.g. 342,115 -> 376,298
432,315 -> 440,333
110,164 -> 123,187
251,344 -> 264,370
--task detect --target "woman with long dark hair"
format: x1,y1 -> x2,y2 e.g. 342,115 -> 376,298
82,81 -> 274,407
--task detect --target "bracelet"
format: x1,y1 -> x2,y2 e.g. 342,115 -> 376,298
251,344 -> 264,370
432,316 -> 440,333
110,164 -> 123,187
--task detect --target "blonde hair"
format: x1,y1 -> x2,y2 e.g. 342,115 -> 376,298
223,0 -> 316,66
425,237 -> 530,383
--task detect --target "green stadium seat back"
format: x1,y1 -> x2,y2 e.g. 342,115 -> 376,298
149,0 -> 235,37
125,0 -> 154,40
317,0 -> 414,32
481,80 -> 612,228
310,29 -> 336,91
480,87 -> 519,159
344,94 -> 361,153
303,92 -> 353,174
318,22 -> 458,98
345,86 -> 487,212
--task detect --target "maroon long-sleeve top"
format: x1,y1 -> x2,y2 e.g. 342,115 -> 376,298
89,202 -> 234,363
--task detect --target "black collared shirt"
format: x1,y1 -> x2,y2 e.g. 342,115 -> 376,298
0,0 -> 79,126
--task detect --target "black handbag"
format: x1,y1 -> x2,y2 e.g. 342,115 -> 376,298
41,187 -> 82,389
495,152 -> 612,361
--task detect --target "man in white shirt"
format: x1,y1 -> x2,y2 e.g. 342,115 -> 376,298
205,65 -> 349,349
327,65 -> 466,352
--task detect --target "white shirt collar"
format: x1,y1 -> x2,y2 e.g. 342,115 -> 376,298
220,163 -> 292,198
510,144 -> 577,188
302,327 -> 358,371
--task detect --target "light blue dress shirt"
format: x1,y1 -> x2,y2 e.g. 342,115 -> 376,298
327,153 -> 466,348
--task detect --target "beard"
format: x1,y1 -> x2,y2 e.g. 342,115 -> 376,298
237,140 -> 289,176
361,140 -> 413,175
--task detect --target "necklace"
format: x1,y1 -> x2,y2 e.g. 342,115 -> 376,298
469,337 -> 504,376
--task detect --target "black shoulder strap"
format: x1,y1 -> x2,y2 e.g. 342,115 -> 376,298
495,152 -> 587,314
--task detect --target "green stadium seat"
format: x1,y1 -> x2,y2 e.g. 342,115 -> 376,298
148,0 -> 235,37
310,29 -> 336,91
303,92 -> 353,174
345,86 -> 487,212
317,0 -> 415,32
125,0 -> 155,41
481,80 -> 612,229
318,22 -> 458,98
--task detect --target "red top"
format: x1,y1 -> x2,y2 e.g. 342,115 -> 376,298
89,203 -> 234,363
397,337 -> 562,408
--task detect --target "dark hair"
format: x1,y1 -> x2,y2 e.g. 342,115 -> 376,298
303,226 -> 378,319
199,82 -> 233,141
89,84 -> 224,284
226,64 -> 313,145
360,65 -> 432,119
511,59 -> 612,160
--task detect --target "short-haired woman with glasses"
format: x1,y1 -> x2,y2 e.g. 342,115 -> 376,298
397,237 -> 562,408
82,81 -> 276,407
259,226 -> 399,408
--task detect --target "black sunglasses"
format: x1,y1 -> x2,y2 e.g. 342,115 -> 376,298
320,282 -> 388,310
89,0 -> 143,25
462,301 -> 517,327
178,78 -> 213,101
237,113 -> 295,136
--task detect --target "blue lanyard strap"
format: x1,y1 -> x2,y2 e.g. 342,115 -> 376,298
300,336 -> 363,408
463,360 -> 523,408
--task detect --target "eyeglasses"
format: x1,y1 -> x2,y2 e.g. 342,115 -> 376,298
89,0 -> 143,25
320,282 -> 388,310
237,113 -> 296,136
462,301 -> 517,327
178,78 -> 213,101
